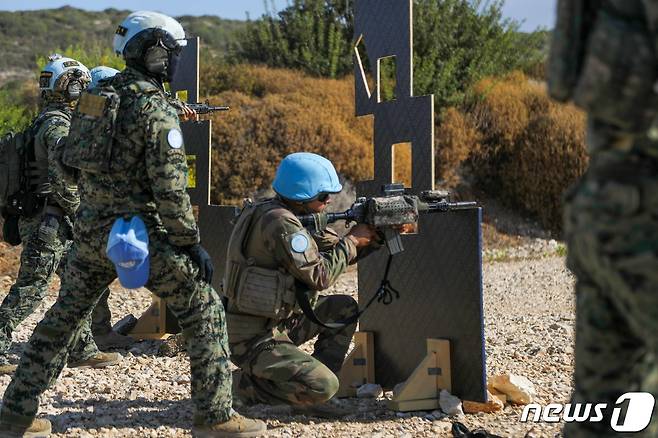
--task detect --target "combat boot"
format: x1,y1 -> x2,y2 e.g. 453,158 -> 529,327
0,417 -> 51,437
0,364 -> 17,375
192,412 -> 266,437
67,352 -> 120,369
94,331 -> 134,349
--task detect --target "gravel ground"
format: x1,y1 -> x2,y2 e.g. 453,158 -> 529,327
0,238 -> 575,438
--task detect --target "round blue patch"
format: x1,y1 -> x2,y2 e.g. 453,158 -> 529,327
291,233 -> 309,253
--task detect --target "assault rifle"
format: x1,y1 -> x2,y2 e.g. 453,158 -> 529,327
298,183 -> 477,255
187,101 -> 230,115
294,183 -> 477,329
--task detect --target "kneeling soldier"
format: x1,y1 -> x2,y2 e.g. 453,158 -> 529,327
225,152 -> 379,416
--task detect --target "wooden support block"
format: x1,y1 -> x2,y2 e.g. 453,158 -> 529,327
389,398 -> 439,412
388,339 -> 451,412
130,295 -> 179,340
336,332 -> 375,398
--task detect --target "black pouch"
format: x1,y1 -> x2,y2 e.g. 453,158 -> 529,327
2,214 -> 21,246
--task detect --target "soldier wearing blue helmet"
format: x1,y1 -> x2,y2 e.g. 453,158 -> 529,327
223,152 -> 379,417
0,54 -> 119,382
89,66 -> 120,89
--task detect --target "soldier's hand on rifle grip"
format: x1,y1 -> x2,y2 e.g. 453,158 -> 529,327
397,223 -> 417,234
346,224 -> 379,248
178,104 -> 197,122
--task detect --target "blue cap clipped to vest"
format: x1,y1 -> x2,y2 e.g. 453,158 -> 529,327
106,216 -> 150,289
272,152 -> 343,201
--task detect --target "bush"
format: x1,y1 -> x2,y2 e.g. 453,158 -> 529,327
35,44 -> 125,74
0,81 -> 38,133
435,107 -> 481,186
204,65 -> 374,204
232,0 -> 352,79
466,72 -> 587,232
233,0 -> 546,110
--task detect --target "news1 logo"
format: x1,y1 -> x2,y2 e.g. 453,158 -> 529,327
520,392 -> 655,432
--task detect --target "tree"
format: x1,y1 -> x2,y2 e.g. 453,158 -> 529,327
233,0 -> 353,78
413,0 -> 545,108
233,0 -> 545,109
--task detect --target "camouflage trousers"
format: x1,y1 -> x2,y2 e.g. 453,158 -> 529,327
91,289 -> 112,336
0,224 -> 232,428
0,215 -> 100,366
231,294 -> 358,406
563,121 -> 658,437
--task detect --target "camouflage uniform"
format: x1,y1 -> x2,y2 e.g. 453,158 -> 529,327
551,0 -> 658,435
0,68 -> 232,428
0,103 -> 101,367
227,198 -> 360,406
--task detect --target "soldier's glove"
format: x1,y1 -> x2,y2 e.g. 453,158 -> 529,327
2,213 -> 21,246
185,244 -> 214,284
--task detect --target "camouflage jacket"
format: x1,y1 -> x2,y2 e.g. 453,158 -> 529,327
241,198 -> 358,293
74,67 -> 199,246
32,103 -> 79,216
225,197 -> 359,345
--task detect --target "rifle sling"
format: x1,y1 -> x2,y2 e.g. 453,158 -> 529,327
294,254 -> 400,329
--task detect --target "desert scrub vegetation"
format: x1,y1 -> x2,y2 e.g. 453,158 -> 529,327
201,64 -> 587,234
463,72 -> 587,232
202,64 -> 374,204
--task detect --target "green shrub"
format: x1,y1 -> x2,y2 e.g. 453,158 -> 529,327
233,0 -> 545,110
0,81 -> 37,133
35,44 -> 125,74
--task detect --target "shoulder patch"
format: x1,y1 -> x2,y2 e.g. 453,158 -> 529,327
290,232 -> 309,253
166,128 -> 184,149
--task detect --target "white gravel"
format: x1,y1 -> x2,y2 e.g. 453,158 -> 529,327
0,242 -> 575,438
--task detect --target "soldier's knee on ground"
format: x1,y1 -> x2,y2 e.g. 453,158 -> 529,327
333,295 -> 358,313
302,367 -> 339,404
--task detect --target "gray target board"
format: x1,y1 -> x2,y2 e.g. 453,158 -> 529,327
353,0 -> 486,402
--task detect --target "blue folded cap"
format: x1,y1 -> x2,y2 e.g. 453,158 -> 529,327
106,216 -> 150,289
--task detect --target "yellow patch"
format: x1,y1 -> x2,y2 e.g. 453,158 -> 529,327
186,155 -> 197,188
78,93 -> 107,118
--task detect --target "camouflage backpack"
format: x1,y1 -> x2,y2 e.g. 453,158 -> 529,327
0,117 -> 50,217
0,131 -> 27,214
63,83 -> 121,174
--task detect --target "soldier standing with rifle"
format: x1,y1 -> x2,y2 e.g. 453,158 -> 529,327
550,0 -> 658,435
0,11 -> 265,437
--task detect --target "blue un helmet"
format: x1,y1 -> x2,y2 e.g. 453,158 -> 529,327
89,66 -> 120,89
39,54 -> 91,102
272,152 -> 343,202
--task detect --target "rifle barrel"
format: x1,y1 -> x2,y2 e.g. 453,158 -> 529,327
424,201 -> 478,212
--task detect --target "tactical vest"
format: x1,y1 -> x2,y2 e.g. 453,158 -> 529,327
63,80 -> 158,174
223,200 -> 298,321
0,111 -> 63,217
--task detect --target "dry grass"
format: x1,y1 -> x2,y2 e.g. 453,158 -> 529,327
201,66 -> 587,232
